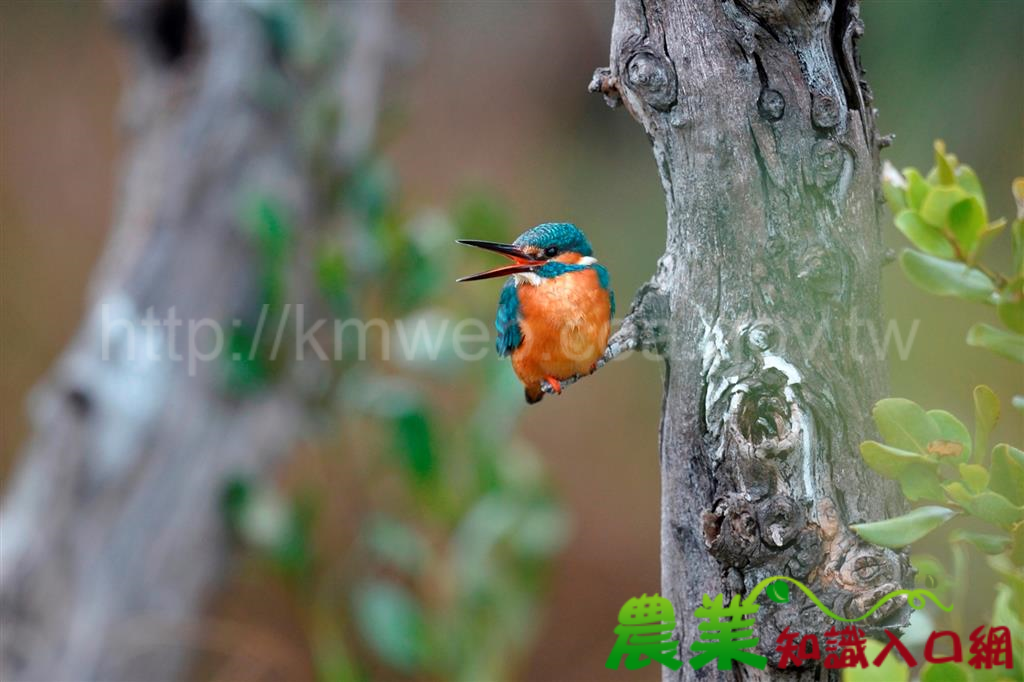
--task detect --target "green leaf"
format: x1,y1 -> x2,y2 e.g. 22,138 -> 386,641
512,502 -> 569,558
948,196 -> 987,256
958,463 -> 989,493
221,477 -> 252,531
223,325 -> 277,393
347,159 -> 395,230
989,444 -> 1024,505
363,515 -> 430,575
860,440 -> 936,479
222,479 -> 313,576
872,398 -> 941,455
988,554 -> 1024,596
966,323 -> 1024,363
315,245 -> 349,312
353,581 -> 426,672
973,385 -> 1000,464
767,580 -> 790,604
919,185 -> 968,228
898,463 -> 947,502
956,165 -> 987,211
921,662 -> 968,682
927,409 -> 971,463
843,639 -> 910,682
1011,523 -> 1024,567
991,582 -> 1024,653
1013,216 -> 1024,279
894,210 -> 954,258
864,400 -> 973,498
239,486 -> 290,550
240,193 -> 293,262
949,528 -> 1011,555
393,409 -> 437,484
899,250 -> 996,303
452,494 -> 523,590
904,168 -> 930,210
997,288 -> 1024,333
944,482 -> 1024,529
934,140 -> 956,185
850,506 -> 957,548
901,168 -> 933,210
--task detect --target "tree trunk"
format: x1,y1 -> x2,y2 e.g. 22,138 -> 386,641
591,0 -> 911,678
0,1 -> 391,679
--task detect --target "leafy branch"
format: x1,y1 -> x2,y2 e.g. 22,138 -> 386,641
847,143 -> 1023,682
881,142 -> 1024,381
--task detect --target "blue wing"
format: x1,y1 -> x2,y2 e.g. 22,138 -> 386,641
594,264 -> 615,318
495,280 -> 523,356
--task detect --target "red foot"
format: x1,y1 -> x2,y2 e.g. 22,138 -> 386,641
588,362 -> 598,375
544,376 -> 563,394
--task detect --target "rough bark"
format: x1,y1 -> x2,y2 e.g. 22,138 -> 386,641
590,0 -> 911,679
0,1 -> 391,679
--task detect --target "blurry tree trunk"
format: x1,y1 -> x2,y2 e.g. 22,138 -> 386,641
592,0 -> 910,679
0,1 -> 390,679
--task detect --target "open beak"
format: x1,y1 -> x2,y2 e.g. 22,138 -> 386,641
455,239 -> 545,282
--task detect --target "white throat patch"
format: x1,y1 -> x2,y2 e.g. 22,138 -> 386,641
514,272 -> 542,286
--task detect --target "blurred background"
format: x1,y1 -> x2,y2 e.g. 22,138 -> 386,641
1,1 -> 1021,680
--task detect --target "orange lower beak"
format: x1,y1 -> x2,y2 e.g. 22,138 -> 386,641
455,239 -> 545,282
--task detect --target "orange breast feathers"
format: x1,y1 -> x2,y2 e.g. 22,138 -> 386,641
511,268 -> 612,392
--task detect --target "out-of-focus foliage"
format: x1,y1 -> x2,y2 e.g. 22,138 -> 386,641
881,142 -> 1024,375
846,144 -> 1023,682
214,3 -> 567,679
224,162 -> 569,680
224,176 -> 568,681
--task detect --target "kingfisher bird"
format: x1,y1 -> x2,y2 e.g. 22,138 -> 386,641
457,223 -> 614,404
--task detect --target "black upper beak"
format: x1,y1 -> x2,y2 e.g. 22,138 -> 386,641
455,239 -> 545,282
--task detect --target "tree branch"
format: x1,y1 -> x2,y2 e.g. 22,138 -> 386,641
0,2 -> 392,680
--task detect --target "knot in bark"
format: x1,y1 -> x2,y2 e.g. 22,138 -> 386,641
757,88 -> 785,122
834,546 -> 907,621
810,139 -> 844,188
811,91 -> 842,129
704,495 -> 760,566
795,244 -> 842,297
624,50 -> 677,112
705,493 -> 811,567
757,496 -> 803,549
745,321 -> 779,352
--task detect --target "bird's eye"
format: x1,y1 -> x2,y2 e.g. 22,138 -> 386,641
544,246 -> 558,258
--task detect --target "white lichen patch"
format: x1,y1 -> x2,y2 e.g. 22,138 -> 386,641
37,293 -> 172,483
791,402 -> 816,501
762,352 -> 803,385
762,351 -> 815,502
701,316 -> 737,463
700,317 -> 729,377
